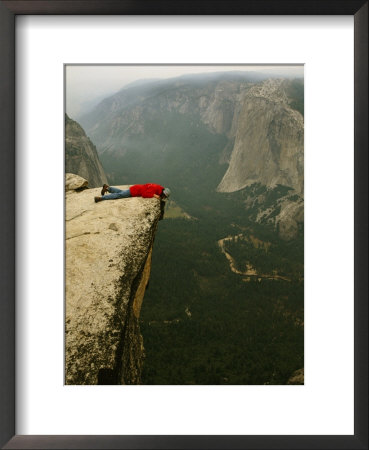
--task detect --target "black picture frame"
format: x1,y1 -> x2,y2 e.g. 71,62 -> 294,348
0,1 -> 367,449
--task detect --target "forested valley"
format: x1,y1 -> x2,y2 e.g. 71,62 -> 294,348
138,188 -> 304,385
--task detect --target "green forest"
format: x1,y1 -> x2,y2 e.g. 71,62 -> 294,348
138,189 -> 304,385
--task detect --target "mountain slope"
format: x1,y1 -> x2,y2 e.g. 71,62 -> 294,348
65,114 -> 108,188
78,73 -> 304,238
79,74 -> 303,192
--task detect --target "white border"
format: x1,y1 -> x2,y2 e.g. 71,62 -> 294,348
16,16 -> 354,435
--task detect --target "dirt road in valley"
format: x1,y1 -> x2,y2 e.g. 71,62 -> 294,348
217,236 -> 290,282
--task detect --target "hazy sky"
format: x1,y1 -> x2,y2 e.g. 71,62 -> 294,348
65,64 -> 303,119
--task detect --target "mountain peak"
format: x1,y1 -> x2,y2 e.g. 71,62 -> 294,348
247,78 -> 289,104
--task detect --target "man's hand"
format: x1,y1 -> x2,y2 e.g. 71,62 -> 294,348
153,194 -> 160,199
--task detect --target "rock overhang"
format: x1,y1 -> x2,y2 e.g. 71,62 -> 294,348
65,184 -> 161,384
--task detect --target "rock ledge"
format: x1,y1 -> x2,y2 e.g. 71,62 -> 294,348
66,183 -> 161,384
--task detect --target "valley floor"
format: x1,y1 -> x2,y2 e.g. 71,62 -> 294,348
140,206 -> 304,385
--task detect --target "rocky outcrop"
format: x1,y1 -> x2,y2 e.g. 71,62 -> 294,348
275,199 -> 304,240
254,192 -> 304,240
287,368 -> 304,385
65,173 -> 89,191
65,179 -> 161,384
217,79 -> 304,194
65,114 -> 108,188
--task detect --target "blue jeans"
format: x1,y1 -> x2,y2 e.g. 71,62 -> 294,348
102,186 -> 131,200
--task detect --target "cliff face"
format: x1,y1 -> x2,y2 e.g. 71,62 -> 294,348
65,177 -> 161,384
217,79 -> 304,194
65,114 -> 108,188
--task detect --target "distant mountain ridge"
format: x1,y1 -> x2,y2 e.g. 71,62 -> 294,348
79,71 -> 278,144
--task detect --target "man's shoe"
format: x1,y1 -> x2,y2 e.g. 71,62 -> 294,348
95,196 -> 103,203
101,184 -> 109,196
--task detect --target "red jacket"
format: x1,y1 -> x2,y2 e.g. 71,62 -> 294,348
129,183 -> 164,198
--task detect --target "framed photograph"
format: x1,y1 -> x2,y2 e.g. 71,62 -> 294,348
1,1 -> 367,449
